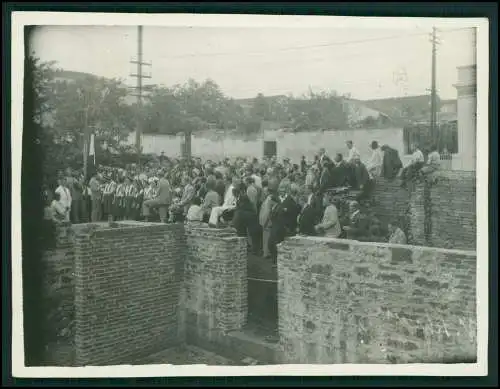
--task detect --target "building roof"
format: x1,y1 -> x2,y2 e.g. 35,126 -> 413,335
52,69 -> 100,82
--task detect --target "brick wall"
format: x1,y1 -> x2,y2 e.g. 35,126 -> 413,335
372,171 -> 476,250
429,171 -> 476,250
372,177 -> 411,230
41,223 -> 76,365
73,222 -> 185,366
183,226 -> 248,349
278,236 -> 477,364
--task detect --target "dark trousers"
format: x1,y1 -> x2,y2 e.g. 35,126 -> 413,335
70,199 -> 82,224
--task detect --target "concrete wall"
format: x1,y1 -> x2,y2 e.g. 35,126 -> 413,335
277,236 -> 477,364
129,128 -> 408,164
73,222 -> 185,366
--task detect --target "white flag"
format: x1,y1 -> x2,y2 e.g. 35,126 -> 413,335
89,133 -> 96,165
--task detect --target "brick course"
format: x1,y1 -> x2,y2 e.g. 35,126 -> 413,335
277,236 -> 477,364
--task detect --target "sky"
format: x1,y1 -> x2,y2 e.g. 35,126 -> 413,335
30,24 -> 476,101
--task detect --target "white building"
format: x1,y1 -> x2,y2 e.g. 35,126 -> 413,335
452,64 -> 477,172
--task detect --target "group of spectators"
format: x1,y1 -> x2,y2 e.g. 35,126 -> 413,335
43,139 -> 442,259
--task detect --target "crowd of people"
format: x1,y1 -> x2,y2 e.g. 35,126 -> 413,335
43,139 -> 442,259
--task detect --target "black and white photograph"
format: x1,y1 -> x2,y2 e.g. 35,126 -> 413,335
11,11 -> 489,377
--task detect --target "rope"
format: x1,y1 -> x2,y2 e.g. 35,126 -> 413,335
247,277 -> 278,284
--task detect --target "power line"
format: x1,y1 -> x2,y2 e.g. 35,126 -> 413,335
155,27 -> 472,60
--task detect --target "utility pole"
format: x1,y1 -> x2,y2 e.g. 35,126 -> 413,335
429,27 -> 440,144
130,25 -> 152,166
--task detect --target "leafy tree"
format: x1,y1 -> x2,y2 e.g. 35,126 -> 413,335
28,54 -> 137,182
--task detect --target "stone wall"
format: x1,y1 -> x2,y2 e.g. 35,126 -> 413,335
73,222 -> 185,366
372,170 -> 476,250
183,226 -> 248,351
277,236 -> 477,364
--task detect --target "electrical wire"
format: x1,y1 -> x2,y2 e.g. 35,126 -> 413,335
153,27 -> 473,61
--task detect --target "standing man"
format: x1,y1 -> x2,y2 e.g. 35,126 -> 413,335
65,168 -> 82,224
318,148 -> 328,164
55,177 -> 72,222
345,140 -> 361,164
380,144 -> 403,180
365,141 -> 384,179
268,181 -> 301,262
89,172 -> 102,222
142,170 -> 172,223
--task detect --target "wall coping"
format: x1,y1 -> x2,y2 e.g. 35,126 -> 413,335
281,235 -> 476,256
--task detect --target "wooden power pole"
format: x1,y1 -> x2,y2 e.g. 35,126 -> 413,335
429,27 -> 440,144
130,25 -> 152,165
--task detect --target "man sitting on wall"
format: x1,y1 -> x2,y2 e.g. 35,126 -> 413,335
420,144 -> 441,181
400,143 -> 425,188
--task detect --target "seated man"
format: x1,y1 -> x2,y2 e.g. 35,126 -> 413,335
208,176 -> 239,227
388,220 -> 407,245
400,143 -> 425,188
420,144 -> 441,179
185,197 -> 205,224
343,201 -> 370,240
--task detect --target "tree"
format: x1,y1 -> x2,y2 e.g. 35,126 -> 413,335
28,54 -> 137,182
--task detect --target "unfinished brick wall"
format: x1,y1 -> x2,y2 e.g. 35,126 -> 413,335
372,171 -> 476,250
372,177 -> 411,232
183,226 -> 248,349
278,236 -> 477,364
73,222 -> 185,366
429,171 -> 476,250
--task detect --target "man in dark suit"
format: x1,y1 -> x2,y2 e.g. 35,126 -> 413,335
352,157 -> 374,201
232,182 -> 261,254
318,158 -> 334,195
298,185 -> 324,236
331,153 -> 350,188
380,144 -> 403,180
268,181 -> 301,262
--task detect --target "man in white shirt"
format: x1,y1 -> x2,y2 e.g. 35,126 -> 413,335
208,176 -> 239,226
365,141 -> 384,179
346,140 -> 361,164
55,177 -> 72,222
